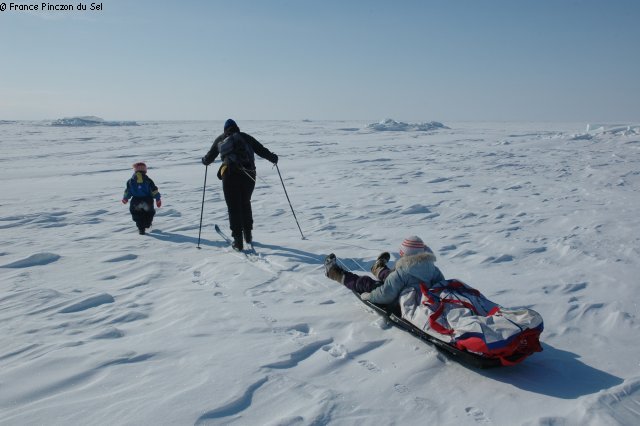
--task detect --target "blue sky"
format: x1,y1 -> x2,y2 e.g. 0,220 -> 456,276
1,0 -> 639,121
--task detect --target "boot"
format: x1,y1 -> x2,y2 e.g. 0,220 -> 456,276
244,229 -> 252,244
232,232 -> 243,251
370,252 -> 390,278
138,227 -> 145,235
324,253 -> 345,284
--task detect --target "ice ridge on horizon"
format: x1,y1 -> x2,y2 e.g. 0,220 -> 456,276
367,118 -> 449,132
51,116 -> 138,127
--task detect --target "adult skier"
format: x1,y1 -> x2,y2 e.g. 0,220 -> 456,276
201,119 -> 278,250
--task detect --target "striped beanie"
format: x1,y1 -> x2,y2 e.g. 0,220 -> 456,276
399,235 -> 433,257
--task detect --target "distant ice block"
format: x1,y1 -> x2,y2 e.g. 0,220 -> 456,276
367,118 -> 449,131
51,116 -> 138,126
586,123 -> 639,135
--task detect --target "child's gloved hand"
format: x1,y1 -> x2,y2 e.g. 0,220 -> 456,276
360,292 -> 372,301
121,199 -> 128,204
156,199 -> 162,208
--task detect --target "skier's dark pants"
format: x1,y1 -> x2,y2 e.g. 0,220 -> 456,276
222,169 -> 256,240
129,197 -> 155,230
343,268 -> 392,293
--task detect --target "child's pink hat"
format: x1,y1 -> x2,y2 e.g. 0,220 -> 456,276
133,162 -> 147,172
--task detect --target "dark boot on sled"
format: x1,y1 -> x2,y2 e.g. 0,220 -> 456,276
371,252 -> 390,278
324,254 -> 345,284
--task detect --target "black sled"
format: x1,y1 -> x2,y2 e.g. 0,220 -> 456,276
354,291 -> 502,369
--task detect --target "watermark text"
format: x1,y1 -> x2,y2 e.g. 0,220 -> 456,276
1,3 -> 104,12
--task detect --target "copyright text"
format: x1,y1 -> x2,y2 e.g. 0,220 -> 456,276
0,3 -> 103,12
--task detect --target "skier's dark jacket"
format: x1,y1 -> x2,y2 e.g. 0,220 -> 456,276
202,131 -> 278,179
123,172 -> 161,200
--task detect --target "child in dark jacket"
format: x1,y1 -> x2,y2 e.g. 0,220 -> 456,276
122,162 -> 162,235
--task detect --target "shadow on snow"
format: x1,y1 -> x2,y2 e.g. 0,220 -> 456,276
146,230 -> 224,248
252,241 -> 326,265
478,343 -> 623,399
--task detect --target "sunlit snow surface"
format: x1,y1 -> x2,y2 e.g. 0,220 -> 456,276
1,120 -> 639,425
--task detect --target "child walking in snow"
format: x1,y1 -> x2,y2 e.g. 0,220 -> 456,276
122,162 -> 162,235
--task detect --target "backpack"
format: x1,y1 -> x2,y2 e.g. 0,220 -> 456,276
399,279 -> 543,365
218,133 -> 254,171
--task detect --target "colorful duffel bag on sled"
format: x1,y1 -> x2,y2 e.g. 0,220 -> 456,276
399,279 -> 544,365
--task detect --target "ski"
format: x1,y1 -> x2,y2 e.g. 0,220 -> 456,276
245,242 -> 256,255
214,224 -> 258,259
214,224 -> 235,248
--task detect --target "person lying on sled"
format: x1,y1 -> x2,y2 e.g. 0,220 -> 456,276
325,236 -> 544,365
324,235 -> 444,303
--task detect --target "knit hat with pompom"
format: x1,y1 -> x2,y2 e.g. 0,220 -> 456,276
399,235 -> 433,257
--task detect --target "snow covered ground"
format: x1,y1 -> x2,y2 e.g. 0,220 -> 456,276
1,119 -> 639,425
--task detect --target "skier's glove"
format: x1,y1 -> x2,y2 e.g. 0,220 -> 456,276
360,292 -> 372,301
156,199 -> 162,208
201,157 -> 207,165
121,198 -> 128,204
270,153 -> 278,164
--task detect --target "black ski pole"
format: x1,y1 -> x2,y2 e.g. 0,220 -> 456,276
275,164 -> 305,240
197,165 -> 208,249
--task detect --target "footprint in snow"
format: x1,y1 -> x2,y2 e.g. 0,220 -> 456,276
372,317 -> 392,330
285,323 -> 310,337
261,314 -> 277,324
394,384 -> 409,394
323,343 -> 348,359
252,300 -> 267,309
192,270 -> 220,287
465,406 -> 491,423
358,360 -> 381,372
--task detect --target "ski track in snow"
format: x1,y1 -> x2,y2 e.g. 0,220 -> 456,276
1,121 -> 639,425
